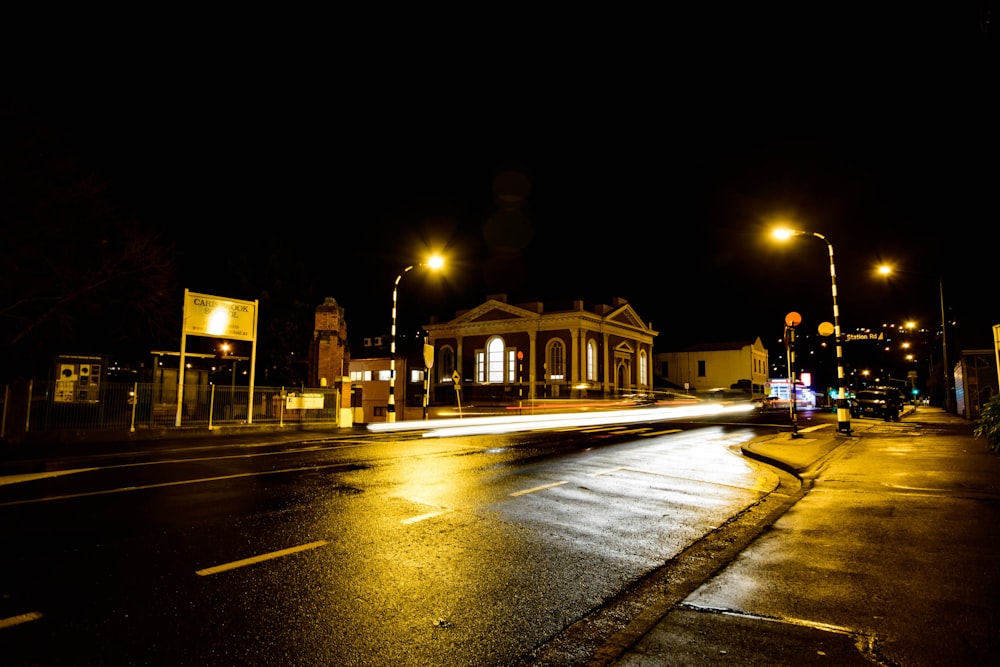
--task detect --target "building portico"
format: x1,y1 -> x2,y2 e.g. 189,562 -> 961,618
423,295 -> 658,406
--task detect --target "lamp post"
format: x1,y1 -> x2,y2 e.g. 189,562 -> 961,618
773,228 -> 852,434
388,255 -> 444,423
877,265 -> 951,412
993,325 -> 1000,392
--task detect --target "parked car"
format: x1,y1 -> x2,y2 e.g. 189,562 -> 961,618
850,387 -> 904,421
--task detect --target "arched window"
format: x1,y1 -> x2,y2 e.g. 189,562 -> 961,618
639,349 -> 647,386
439,346 -> 455,382
548,340 -> 565,380
586,340 -> 596,381
483,336 -> 504,383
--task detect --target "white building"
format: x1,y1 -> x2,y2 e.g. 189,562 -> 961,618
653,338 -> 769,398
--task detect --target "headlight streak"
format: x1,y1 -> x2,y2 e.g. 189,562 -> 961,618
366,402 -> 756,438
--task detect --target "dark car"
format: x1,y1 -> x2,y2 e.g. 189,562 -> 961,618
851,387 -> 904,421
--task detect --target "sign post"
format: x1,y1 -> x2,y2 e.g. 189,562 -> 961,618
452,369 -> 462,418
423,340 -> 434,420
177,289 -> 258,426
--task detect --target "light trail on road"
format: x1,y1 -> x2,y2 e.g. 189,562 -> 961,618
368,402 -> 756,438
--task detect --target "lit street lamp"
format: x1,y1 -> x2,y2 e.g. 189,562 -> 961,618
877,265 -> 952,412
388,255 -> 444,423
773,228 -> 851,434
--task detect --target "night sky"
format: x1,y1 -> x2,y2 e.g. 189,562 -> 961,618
4,15 -> 996,382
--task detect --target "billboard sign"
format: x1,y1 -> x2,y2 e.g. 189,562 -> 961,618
183,291 -> 256,341
176,289 -> 259,426
53,355 -> 106,403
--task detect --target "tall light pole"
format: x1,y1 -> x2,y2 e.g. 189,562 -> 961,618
773,228 -> 852,434
993,325 -> 1000,393
388,255 -> 444,423
877,265 -> 952,412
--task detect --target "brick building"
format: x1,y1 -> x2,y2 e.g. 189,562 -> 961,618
308,297 -> 349,388
423,295 -> 657,406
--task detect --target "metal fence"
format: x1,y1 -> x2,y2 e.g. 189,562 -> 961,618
1,381 -> 341,440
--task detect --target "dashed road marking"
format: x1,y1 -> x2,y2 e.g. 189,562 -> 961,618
510,481 -> 568,497
195,540 -> 329,576
402,510 -> 450,524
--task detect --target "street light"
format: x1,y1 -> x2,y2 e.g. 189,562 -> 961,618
388,254 -> 444,423
773,228 -> 852,433
877,265 -> 951,412
219,343 -> 236,389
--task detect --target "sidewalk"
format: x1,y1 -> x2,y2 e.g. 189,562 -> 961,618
743,403 -> 918,476
741,428 -> 846,476
609,406 -> 1000,666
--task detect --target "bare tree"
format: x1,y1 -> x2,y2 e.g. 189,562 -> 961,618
0,103 -> 178,381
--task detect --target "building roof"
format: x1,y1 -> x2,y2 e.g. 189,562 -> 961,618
665,340 -> 760,353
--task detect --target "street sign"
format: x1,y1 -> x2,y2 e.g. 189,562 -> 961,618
845,332 -> 885,341
452,370 -> 461,385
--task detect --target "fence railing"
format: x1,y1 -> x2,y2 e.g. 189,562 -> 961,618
0,381 -> 341,440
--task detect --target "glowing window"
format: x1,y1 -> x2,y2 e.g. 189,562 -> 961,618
586,340 -> 596,381
639,350 -> 647,385
487,337 -> 504,383
440,346 -> 455,382
549,340 -> 565,380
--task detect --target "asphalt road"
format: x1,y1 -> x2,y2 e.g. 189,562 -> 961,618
0,416 -> 783,666
6,407 -> 992,666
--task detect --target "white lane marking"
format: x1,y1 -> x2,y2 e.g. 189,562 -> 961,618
510,481 -> 568,497
0,611 -> 44,629
593,466 -> 663,477
799,424 -> 832,433
0,442 -> 367,487
401,510 -> 449,525
195,540 -> 329,576
0,462 -> 356,507
0,469 -> 99,486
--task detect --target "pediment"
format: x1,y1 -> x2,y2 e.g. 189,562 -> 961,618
608,304 -> 649,331
614,341 -> 635,354
449,300 -> 540,325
